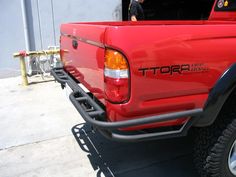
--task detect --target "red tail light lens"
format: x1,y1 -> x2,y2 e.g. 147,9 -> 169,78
104,49 -> 130,103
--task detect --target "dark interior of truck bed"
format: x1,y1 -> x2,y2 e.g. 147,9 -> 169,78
122,0 -> 216,21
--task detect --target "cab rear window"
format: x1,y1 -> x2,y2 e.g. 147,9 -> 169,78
215,0 -> 236,11
123,0 -> 215,21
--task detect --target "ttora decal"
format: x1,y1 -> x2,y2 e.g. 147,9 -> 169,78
138,64 -> 209,76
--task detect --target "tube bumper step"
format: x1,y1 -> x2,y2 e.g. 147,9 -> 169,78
51,67 -> 203,142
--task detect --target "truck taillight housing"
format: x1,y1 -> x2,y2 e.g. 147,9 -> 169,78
104,49 -> 130,103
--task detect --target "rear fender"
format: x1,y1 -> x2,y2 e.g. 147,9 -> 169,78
195,63 -> 236,127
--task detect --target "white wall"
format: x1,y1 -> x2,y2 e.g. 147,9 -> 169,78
0,0 -> 25,77
0,0 -> 122,78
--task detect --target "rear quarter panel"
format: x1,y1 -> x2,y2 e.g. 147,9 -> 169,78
104,22 -> 236,123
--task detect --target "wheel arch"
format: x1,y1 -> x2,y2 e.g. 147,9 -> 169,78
195,63 -> 236,127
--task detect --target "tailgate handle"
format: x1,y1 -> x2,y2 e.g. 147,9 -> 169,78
72,40 -> 78,49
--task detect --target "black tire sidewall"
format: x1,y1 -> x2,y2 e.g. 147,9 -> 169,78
217,126 -> 236,177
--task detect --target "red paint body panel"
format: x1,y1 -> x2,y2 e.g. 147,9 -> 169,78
60,2 -> 236,130
60,25 -> 106,103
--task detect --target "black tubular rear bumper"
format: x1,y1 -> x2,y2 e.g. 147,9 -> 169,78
51,68 -> 203,142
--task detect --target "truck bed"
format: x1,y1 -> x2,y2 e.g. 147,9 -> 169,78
60,20 -> 236,129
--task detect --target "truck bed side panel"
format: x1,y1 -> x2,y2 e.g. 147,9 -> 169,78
104,22 -> 236,122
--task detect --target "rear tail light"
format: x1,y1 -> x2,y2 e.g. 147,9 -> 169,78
104,49 -> 130,103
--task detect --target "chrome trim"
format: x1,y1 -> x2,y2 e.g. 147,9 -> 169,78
61,32 -> 104,48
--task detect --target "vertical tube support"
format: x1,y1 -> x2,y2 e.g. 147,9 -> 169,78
19,56 -> 28,86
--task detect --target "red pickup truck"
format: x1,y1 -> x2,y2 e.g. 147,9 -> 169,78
52,0 -> 236,176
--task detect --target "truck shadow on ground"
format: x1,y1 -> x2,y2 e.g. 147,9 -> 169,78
72,123 -> 199,177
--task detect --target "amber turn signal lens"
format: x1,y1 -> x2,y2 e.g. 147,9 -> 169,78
104,49 -> 130,103
105,49 -> 128,70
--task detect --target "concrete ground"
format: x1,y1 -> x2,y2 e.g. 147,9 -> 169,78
0,76 -> 199,177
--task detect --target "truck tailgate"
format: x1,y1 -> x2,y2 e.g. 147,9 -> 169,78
60,23 -> 106,102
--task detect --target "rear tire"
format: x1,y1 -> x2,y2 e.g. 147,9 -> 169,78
194,113 -> 236,177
